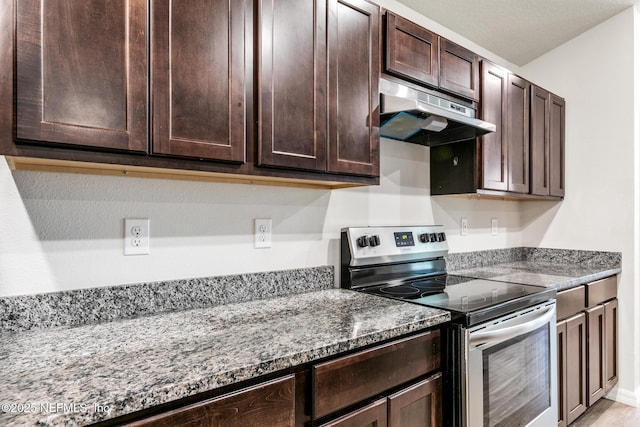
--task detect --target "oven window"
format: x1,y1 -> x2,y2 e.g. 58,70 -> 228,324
482,324 -> 550,427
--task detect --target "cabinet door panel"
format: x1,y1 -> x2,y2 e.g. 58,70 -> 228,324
327,0 -> 379,177
385,12 -> 438,87
439,39 -> 479,101
530,85 -> 550,196
586,305 -> 605,406
388,373 -> 442,427
152,0 -> 246,162
506,74 -> 530,193
126,375 -> 295,427
319,399 -> 387,427
259,0 -> 327,171
566,313 -> 587,424
557,321 -> 567,427
16,0 -> 147,152
480,61 -> 508,191
604,299 -> 618,392
549,94 -> 565,197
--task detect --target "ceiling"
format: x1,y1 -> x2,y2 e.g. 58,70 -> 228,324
395,0 -> 640,66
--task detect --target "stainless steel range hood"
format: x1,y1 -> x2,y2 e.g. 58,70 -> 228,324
380,79 -> 496,146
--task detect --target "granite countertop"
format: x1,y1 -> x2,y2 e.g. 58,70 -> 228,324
0,289 -> 450,426
449,260 -> 621,292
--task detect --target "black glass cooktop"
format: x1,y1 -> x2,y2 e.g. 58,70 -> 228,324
360,274 -> 556,326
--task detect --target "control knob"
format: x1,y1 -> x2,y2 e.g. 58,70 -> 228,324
437,232 -> 446,242
419,233 -> 429,243
356,235 -> 369,248
429,233 -> 438,242
369,235 -> 381,247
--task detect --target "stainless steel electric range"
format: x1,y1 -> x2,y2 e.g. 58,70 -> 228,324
340,225 -> 558,427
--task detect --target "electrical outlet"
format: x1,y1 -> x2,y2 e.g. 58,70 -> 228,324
124,218 -> 150,255
461,218 -> 469,236
254,218 -> 272,249
491,218 -> 498,236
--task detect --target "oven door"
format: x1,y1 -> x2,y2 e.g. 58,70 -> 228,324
464,301 -> 557,427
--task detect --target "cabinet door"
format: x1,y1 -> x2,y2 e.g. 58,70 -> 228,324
16,0 -> 147,152
557,321 -> 567,427
530,85 -> 550,196
439,39 -> 479,101
479,61 -> 508,191
151,0 -> 246,162
566,313 -> 587,425
327,0 -> 380,177
384,12 -> 438,87
388,373 -> 442,427
258,0 -> 327,172
126,375 -> 295,427
506,74 -> 530,193
586,305 -> 605,406
549,94 -> 566,197
320,399 -> 387,427
604,299 -> 618,392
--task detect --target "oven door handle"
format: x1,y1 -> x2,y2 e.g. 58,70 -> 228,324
469,305 -> 555,347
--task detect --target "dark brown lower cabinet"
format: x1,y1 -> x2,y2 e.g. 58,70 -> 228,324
563,313 -> 588,425
586,305 -> 605,406
604,299 -> 619,392
125,375 -> 295,427
556,277 -> 618,427
388,373 -> 442,427
319,399 -> 388,427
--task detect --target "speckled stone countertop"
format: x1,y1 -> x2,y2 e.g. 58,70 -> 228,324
0,289 -> 450,426
448,248 -> 621,292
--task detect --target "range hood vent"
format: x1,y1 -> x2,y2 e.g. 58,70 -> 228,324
379,79 -> 496,146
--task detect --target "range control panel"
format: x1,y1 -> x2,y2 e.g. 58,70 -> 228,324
343,225 -> 448,266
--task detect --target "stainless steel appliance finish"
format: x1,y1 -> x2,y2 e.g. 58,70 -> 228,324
340,225 -> 557,427
379,79 -> 496,146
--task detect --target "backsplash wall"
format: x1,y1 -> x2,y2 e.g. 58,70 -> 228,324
0,138 -> 524,297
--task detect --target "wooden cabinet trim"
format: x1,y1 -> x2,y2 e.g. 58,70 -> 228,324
530,85 -> 550,196
549,94 -> 565,197
312,330 -> 440,419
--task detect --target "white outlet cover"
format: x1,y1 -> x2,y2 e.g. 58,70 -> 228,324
124,218 -> 150,255
491,218 -> 498,236
460,218 -> 469,236
254,218 -> 272,249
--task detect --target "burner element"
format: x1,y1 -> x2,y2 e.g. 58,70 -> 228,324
379,285 -> 420,297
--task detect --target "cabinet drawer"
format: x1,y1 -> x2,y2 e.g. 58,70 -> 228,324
312,330 -> 440,419
586,276 -> 617,307
557,286 -> 585,321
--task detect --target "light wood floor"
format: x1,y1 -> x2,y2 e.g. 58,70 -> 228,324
571,398 -> 640,426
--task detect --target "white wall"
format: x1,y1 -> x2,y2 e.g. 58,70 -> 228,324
0,137 -> 522,297
521,7 -> 640,406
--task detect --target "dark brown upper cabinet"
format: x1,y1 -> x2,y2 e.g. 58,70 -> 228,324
384,12 -> 479,102
479,61 -> 508,191
384,12 -> 438,87
259,0 -> 379,177
531,86 -> 565,197
151,0 -> 246,163
439,38 -> 480,102
327,0 -> 380,177
258,0 -> 328,172
16,0 -> 147,152
506,74 -> 530,193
